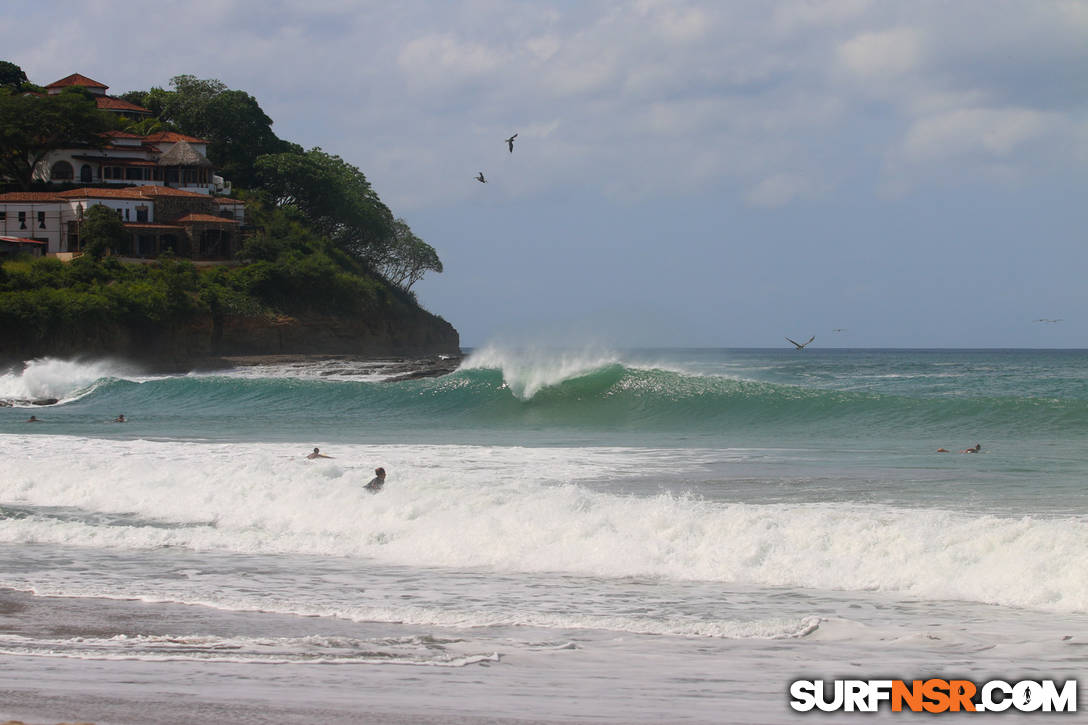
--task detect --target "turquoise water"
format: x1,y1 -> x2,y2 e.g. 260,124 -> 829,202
1,347 -> 1086,722
7,348 -> 1088,442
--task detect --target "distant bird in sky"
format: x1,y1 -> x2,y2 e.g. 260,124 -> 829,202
786,335 -> 815,350
832,328 -> 847,333
475,172 -> 487,183
1034,318 -> 1063,323
506,133 -> 518,153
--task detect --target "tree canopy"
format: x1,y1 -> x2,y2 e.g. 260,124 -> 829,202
121,75 -> 294,188
0,87 -> 114,189
373,219 -> 444,292
0,60 -> 28,91
80,204 -> 127,260
254,147 -> 395,261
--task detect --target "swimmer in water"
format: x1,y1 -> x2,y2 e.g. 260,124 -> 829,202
306,447 -> 332,459
364,467 -> 386,493
114,414 -> 126,423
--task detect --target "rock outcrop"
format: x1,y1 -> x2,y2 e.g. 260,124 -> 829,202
0,308 -> 459,373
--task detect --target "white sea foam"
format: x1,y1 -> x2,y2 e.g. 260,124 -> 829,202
463,344 -> 622,399
3,436 -> 1088,614
0,632 -> 499,666
194,359 -> 398,382
0,357 -> 144,404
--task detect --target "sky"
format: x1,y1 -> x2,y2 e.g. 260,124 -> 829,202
4,0 -> 1087,348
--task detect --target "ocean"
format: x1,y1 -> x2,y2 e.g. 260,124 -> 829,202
1,347 -> 1085,723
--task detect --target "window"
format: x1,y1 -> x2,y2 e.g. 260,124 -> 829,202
125,208 -> 130,221
18,211 -> 26,229
50,161 -> 74,180
0,211 -> 6,221
136,206 -> 148,223
37,211 -> 45,229
125,167 -> 142,180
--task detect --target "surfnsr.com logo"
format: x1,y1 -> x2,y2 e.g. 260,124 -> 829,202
789,679 -> 1078,713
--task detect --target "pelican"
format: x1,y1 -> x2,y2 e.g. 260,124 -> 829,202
505,133 -> 518,153
786,335 -> 815,350
475,172 -> 487,183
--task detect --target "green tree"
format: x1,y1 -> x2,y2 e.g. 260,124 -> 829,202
255,147 -> 394,260
127,75 -> 292,188
80,204 -> 127,260
0,87 -> 113,189
374,218 -> 443,291
119,86 -> 174,120
0,60 -> 28,91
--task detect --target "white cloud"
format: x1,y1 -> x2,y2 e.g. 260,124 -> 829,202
772,0 -> 872,34
836,27 -> 922,78
397,33 -> 505,83
901,107 -> 1055,161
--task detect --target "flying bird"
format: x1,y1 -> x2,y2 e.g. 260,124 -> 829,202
1034,318 -> 1063,323
786,336 -> 815,350
475,172 -> 487,183
505,133 -> 518,153
832,328 -> 847,333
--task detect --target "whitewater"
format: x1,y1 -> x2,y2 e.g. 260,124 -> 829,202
1,347 -> 1086,723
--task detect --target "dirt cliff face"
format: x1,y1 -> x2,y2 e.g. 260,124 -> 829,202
1,309 -> 460,372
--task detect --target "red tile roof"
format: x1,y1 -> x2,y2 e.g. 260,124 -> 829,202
216,198 -> 245,205
56,186 -> 212,201
143,131 -> 209,145
56,187 -> 145,200
0,192 -> 65,202
175,213 -> 241,225
123,223 -> 184,230
102,130 -> 144,139
46,74 -> 108,90
0,235 -> 47,244
96,96 -> 151,114
135,186 -> 211,199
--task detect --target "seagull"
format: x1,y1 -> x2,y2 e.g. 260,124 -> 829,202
475,172 -> 487,183
832,328 -> 847,333
786,335 -> 815,350
1034,318 -> 1063,323
505,133 -> 518,153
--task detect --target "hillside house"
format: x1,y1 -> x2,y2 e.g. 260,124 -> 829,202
44,73 -> 152,119
0,187 -> 245,259
34,74 -> 231,195
1,73 -> 247,260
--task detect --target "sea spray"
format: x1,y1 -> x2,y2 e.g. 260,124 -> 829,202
463,344 -> 622,400
3,436 -> 1088,614
0,357 -> 141,405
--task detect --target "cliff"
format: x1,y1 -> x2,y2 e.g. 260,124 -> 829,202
0,308 -> 460,372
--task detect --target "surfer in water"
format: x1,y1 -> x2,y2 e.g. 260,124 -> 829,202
936,443 -> 981,453
26,415 -> 39,423
306,447 -> 332,459
114,414 -> 126,423
365,467 -> 386,493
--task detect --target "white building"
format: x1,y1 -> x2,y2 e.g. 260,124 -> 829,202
1,73 -> 245,259
34,74 -> 231,195
0,187 -> 244,259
